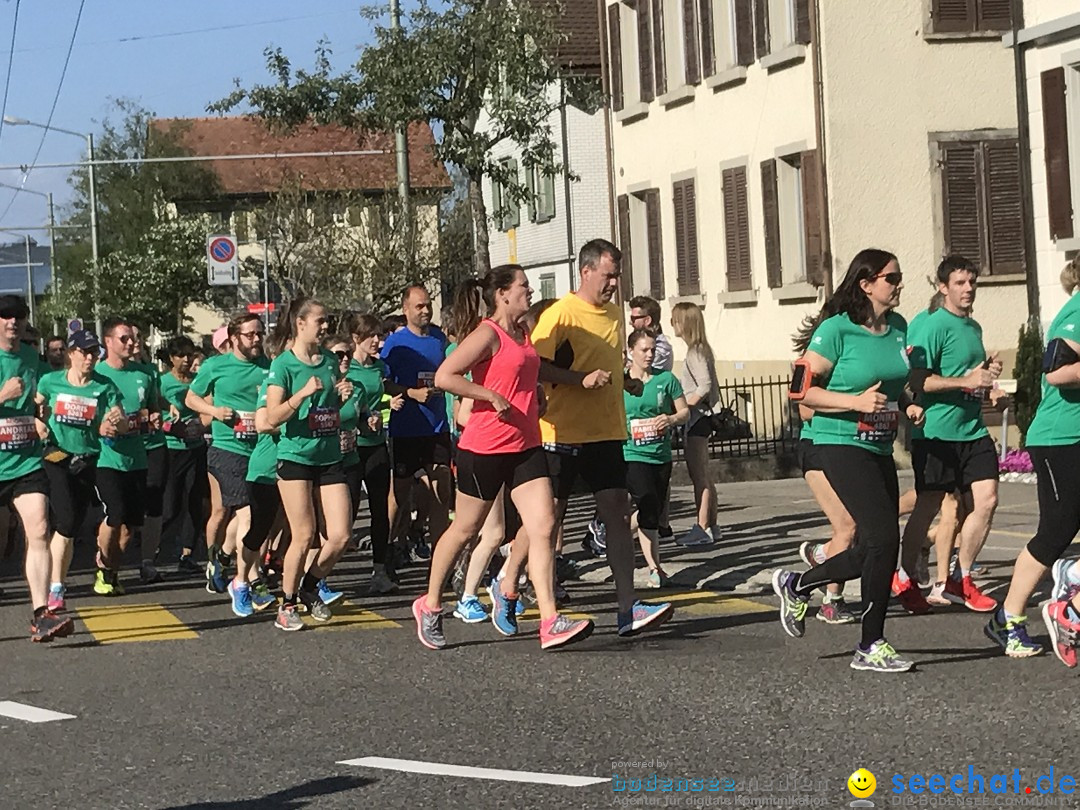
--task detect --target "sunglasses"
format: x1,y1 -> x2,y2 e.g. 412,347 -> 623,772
333,350 -> 349,361
874,272 -> 903,286
116,335 -> 136,344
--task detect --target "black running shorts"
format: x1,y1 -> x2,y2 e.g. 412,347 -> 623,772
544,440 -> 628,501
456,446 -> 549,501
912,436 -> 998,493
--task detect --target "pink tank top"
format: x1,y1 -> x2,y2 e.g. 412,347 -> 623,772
458,319 -> 541,454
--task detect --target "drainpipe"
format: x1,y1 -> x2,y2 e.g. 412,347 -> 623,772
1010,0 -> 1040,325
596,0 -> 618,297
809,0 -> 834,297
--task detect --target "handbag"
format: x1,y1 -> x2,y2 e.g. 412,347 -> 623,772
683,355 -> 752,441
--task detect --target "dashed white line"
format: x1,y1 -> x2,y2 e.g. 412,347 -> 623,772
338,756 -> 608,787
0,701 -> 76,723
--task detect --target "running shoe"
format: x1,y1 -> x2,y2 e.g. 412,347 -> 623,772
139,561 -> 163,585
109,570 -> 126,596
676,525 -> 713,547
850,639 -> 914,673
586,518 -> 607,556
410,540 -> 432,563
926,582 -> 951,606
487,581 -> 519,636
916,547 -> 932,589
369,570 -> 398,595
1042,599 -> 1080,668
251,581 -> 276,611
816,596 -> 855,624
617,600 -> 674,636
554,582 -> 571,606
93,569 -> 115,596
772,569 -> 808,638
30,610 -> 74,643
275,604 -> 304,632
228,579 -> 253,618
412,596 -> 446,650
555,554 -> 581,582
177,555 -> 203,576
540,614 -> 594,650
47,584 -> 65,613
300,591 -> 332,622
658,525 -> 674,541
205,556 -> 228,594
943,575 -> 997,612
798,541 -> 826,568
453,595 -> 488,623
709,525 -> 722,542
1051,558 -> 1080,603
984,608 -> 1042,658
647,568 -> 669,589
891,573 -> 933,615
317,579 -> 344,606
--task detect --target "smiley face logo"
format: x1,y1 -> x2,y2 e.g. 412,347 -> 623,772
848,769 -> 876,798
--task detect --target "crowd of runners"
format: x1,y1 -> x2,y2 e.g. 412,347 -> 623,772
2,237 -> 1080,673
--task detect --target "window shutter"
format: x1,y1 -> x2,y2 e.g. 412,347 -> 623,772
761,159 -> 782,288
976,0 -> 1012,31
637,0 -> 655,103
753,0 -> 769,59
617,194 -> 634,299
1042,68 -> 1074,241
932,0 -> 976,34
542,173 -> 556,222
506,159 -> 520,230
734,0 -> 754,67
984,138 -> 1026,276
723,167 -> 752,292
673,181 -> 687,292
652,0 -> 668,95
942,142 -> 985,269
800,150 -> 825,287
682,0 -> 700,85
492,178 -> 504,231
673,179 -> 700,295
794,0 -> 811,45
609,4 -> 624,111
699,0 -> 715,78
644,188 -> 665,299
526,167 -> 537,222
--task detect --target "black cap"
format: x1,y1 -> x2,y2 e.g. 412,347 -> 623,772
0,295 -> 28,320
67,329 -> 101,352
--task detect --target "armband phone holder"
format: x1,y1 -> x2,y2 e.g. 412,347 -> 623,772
789,358 -> 812,401
1043,338 -> 1080,374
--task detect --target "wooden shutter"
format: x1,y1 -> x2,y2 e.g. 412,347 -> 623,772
1042,68 -> 1074,241
795,0 -> 811,44
932,0 -> 976,34
753,0 -> 769,59
976,0 -> 1012,31
609,4 -> 624,112
526,167 -> 537,222
699,0 -> 715,78
800,150 -> 825,287
942,142 -> 985,267
734,0 -> 754,67
723,167 -> 752,292
984,139 -> 1025,275
644,189 -> 665,298
683,0 -> 700,85
673,179 -> 700,295
761,159 -> 782,288
652,0 -> 668,96
637,0 -> 655,103
617,194 -> 634,299
506,159 -> 520,229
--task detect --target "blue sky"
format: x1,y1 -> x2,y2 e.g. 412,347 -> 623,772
0,0 -> 375,238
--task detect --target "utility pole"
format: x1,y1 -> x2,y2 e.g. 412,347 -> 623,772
391,0 -> 410,207
24,234 -> 34,327
87,132 -> 101,336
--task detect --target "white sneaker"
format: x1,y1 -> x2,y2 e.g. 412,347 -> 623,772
709,525 -> 722,542
926,581 -> 950,606
676,525 -> 713,547
369,571 -> 398,595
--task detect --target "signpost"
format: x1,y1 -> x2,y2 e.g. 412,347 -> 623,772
207,234 -> 239,286
67,318 -> 82,336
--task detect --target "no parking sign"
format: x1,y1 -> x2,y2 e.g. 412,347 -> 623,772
207,235 -> 239,286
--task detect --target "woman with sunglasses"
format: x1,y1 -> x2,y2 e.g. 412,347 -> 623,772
772,249 -> 924,674
36,329 -> 125,613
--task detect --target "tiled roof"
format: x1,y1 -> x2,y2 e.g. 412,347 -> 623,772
149,117 -> 451,197
549,0 -> 602,73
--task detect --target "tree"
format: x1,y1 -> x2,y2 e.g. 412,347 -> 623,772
211,0 -> 602,274
1014,318 -> 1043,445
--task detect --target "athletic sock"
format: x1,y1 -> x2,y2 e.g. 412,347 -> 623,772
208,543 -> 222,563
33,605 -> 46,618
462,592 -> 476,601
1002,607 -> 1022,622
50,582 -> 62,591
283,593 -> 297,607
1066,561 -> 1080,586
895,568 -> 910,585
301,572 -> 320,594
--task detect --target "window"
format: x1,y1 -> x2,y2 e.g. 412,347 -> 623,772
937,135 -> 1026,275
672,178 -> 700,295
526,163 -> 556,224
1043,67 -> 1074,241
760,150 -> 825,288
752,0 -> 809,57
490,158 -> 520,232
928,0 -> 1012,35
618,188 -> 665,299
722,166 -> 752,291
708,0 -> 755,72
540,273 -> 556,299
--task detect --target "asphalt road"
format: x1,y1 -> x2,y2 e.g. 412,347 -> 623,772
1,475 -> 1075,810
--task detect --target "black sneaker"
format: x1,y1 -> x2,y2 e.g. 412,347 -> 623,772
555,555 -> 581,582
30,611 -> 74,642
176,555 -> 203,576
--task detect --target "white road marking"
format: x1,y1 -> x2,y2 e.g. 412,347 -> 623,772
338,756 -> 608,787
0,700 -> 76,723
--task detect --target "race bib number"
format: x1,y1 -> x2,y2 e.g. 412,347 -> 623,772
125,410 -> 149,434
417,371 -> 436,389
340,428 -> 357,455
233,410 -> 257,440
308,406 -> 340,437
0,416 -> 36,450
542,442 -> 580,457
629,417 -> 663,447
856,401 -> 900,443
961,386 -> 988,403
54,393 -> 98,426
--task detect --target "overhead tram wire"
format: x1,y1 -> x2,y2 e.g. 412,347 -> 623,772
0,0 -> 21,150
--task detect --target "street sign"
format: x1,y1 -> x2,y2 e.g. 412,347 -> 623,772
246,303 -> 276,314
67,318 -> 82,336
207,234 -> 239,286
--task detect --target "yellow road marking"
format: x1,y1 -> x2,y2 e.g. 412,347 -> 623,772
656,590 -> 773,615
303,600 -> 400,631
990,529 -> 1031,538
77,604 -> 198,643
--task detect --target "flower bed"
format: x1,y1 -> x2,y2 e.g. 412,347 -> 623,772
999,449 -> 1035,483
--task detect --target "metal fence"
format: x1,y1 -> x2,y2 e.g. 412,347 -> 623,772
672,376 -> 800,459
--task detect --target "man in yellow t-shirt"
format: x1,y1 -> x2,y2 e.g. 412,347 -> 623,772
529,238 -> 674,637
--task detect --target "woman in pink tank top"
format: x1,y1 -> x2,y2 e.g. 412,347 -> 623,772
412,265 -> 593,652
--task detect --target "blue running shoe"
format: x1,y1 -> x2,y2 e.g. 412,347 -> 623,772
251,581 -> 276,612
228,579 -> 253,618
1051,559 -> 1080,603
206,556 -> 228,594
317,579 -> 344,606
487,581 -> 519,636
453,595 -> 488,624
617,600 -> 674,636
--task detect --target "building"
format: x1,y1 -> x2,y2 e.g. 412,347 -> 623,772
0,237 -> 51,303
150,116 -> 451,334
607,0 -> 1028,378
481,0 -> 614,299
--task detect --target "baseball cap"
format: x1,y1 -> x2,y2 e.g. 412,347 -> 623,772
68,329 -> 101,352
212,325 -> 229,351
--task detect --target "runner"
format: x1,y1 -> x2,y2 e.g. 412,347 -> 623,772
186,312 -> 269,593
412,264 -> 593,650
772,249 -> 923,673
0,295 -> 74,641
264,297 -> 354,631
622,329 -> 688,588
43,335 -> 65,372
37,329 -> 124,611
898,255 -> 1000,614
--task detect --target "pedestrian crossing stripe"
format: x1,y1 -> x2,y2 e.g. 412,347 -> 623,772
515,590 -> 771,623
77,604 -> 199,644
302,600 -> 400,631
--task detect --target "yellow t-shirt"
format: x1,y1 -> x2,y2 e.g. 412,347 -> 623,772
532,293 -> 627,444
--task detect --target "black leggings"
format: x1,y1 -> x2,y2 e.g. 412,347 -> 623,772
145,446 -> 169,519
794,445 -> 900,647
242,481 -> 282,552
1027,443 -> 1080,567
163,447 -> 208,556
356,443 -> 391,565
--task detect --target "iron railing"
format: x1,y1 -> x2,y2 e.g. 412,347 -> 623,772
672,376 -> 800,459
